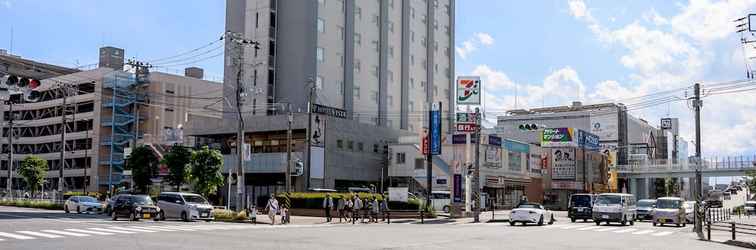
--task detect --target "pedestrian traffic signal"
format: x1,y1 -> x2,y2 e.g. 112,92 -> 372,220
23,89 -> 41,102
4,75 -> 18,86
518,124 -> 542,131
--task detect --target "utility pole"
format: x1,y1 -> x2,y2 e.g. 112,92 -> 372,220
5,101 -> 13,198
286,103 -> 293,193
693,82 -> 704,239
227,31 -> 259,211
425,108 -> 433,221
58,82 -> 69,198
473,107 -> 481,223
305,80 -> 315,191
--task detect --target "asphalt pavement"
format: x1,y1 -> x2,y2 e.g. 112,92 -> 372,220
0,205 -> 740,250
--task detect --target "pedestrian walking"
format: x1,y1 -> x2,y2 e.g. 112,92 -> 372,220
363,198 -> 372,223
323,193 -> 334,222
380,198 -> 390,222
265,195 -> 279,225
344,197 -> 353,222
370,198 -> 379,223
352,195 -> 363,224
337,197 -> 346,223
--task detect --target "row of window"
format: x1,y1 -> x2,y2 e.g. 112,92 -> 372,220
335,139 -> 388,154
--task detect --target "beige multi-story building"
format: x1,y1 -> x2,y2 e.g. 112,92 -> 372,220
224,0 -> 455,133
0,48 -> 222,194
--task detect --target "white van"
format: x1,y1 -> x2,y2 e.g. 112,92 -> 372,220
430,191 -> 451,213
592,193 -> 636,226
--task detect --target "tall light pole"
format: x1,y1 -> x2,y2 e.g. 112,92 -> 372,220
305,79 -> 316,191
4,100 -> 13,198
286,103 -> 293,193
693,83 -> 704,239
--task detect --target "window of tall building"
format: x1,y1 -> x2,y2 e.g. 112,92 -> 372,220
371,91 -> 379,103
421,37 -> 426,47
410,78 -> 415,89
389,46 -> 394,58
411,31 -> 415,42
356,7 -> 362,20
316,76 -> 323,90
318,0 -> 324,5
253,69 -> 258,86
316,47 -> 324,63
396,152 -> 406,164
338,54 -> 344,68
252,99 -> 257,115
373,14 -> 379,26
347,141 -> 354,150
354,59 -> 361,72
255,12 -> 259,28
337,81 -> 344,95
317,18 -> 325,33
388,70 -> 394,82
411,7 -> 415,18
409,101 -> 414,112
372,66 -> 379,77
410,54 -> 415,64
357,142 -> 364,152
372,40 -> 379,52
421,14 -> 427,24
338,26 -> 345,40
355,33 -> 362,46
354,86 -> 360,99
388,95 -> 393,106
389,0 -> 395,9
337,139 -> 343,149
388,21 -> 394,33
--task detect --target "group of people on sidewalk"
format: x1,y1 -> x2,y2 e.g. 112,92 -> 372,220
263,194 -> 290,225
323,193 -> 390,224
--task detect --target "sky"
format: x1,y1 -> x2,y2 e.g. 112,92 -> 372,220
1,0 -> 756,160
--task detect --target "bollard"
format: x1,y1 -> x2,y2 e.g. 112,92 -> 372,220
420,210 -> 424,224
387,211 -> 390,224
732,222 -> 736,241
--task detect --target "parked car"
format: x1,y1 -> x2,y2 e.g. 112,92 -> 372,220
568,193 -> 595,222
745,201 -> 756,215
64,196 -> 103,214
111,195 -> 161,221
652,197 -> 686,227
635,199 -> 656,221
509,203 -> 554,226
430,191 -> 451,213
683,201 -> 696,224
156,192 -> 214,222
592,193 -> 636,226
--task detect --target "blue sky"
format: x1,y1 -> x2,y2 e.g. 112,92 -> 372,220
2,0 -> 756,159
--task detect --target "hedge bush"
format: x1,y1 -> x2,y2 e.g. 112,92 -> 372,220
0,199 -> 64,210
272,192 -> 426,210
212,209 -> 249,222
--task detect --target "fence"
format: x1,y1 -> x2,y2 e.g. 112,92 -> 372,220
704,207 -> 756,242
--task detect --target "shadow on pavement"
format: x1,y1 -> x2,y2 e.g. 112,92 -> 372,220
0,210 -> 108,220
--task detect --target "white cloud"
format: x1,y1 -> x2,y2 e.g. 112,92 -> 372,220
567,0 -> 588,19
456,32 -> 495,60
642,8 -> 669,26
472,64 -> 515,91
670,0 -> 756,43
1,0 -> 10,8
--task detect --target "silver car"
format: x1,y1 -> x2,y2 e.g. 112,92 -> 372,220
64,196 -> 103,214
156,192 -> 214,222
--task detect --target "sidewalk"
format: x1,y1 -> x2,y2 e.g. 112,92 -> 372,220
242,210 -> 570,225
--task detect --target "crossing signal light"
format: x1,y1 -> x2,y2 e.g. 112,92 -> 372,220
5,75 -> 18,86
28,79 -> 40,89
23,89 -> 41,102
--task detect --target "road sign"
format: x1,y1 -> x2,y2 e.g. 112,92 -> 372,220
456,112 -> 478,123
660,118 -> 673,129
312,103 -> 348,119
456,123 -> 477,132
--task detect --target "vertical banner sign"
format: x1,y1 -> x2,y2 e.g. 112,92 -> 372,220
453,174 -> 462,203
456,76 -> 481,105
430,103 -> 442,155
310,114 -> 326,179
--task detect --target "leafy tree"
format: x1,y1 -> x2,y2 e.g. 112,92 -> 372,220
18,156 -> 47,196
162,146 -> 193,191
746,170 -> 756,194
190,146 -> 224,198
664,177 -> 680,197
125,146 -> 159,194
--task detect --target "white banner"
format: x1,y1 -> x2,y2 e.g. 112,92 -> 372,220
311,114 -> 326,147
310,146 -> 325,179
551,148 -> 576,180
590,112 -> 618,142
388,187 -> 409,202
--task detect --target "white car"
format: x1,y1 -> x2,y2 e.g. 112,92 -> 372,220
64,196 -> 103,214
683,201 -> 696,224
510,203 -> 554,226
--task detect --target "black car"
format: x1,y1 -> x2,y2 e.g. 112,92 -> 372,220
111,195 -> 162,221
568,194 -> 595,222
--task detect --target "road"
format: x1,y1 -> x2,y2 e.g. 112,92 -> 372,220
0,205 -> 739,250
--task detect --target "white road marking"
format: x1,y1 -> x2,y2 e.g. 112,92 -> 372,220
0,232 -> 36,240
632,230 -> 655,235
613,228 -> 637,233
577,226 -> 602,231
108,226 -> 156,233
16,231 -> 63,238
652,231 -> 674,237
65,229 -> 114,235
594,227 -> 621,232
86,227 -> 136,234
40,230 -> 90,237
137,226 -> 178,231
159,226 -> 197,231
560,225 -> 588,229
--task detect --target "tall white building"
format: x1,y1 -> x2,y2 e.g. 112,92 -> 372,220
224,0 -> 456,133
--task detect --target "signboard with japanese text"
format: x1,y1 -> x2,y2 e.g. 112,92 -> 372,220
456,76 -> 481,105
456,123 -> 477,132
551,148 -> 576,180
312,103 -> 348,119
578,129 -> 600,151
430,104 -> 442,155
590,113 -> 618,141
541,128 -> 576,147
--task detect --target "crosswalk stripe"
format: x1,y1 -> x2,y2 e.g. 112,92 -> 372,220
108,226 -> 156,233
137,226 -> 178,232
0,232 -> 36,240
16,231 -> 63,238
159,226 -> 197,231
577,226 -> 602,231
65,229 -> 114,235
87,228 -> 136,234
652,231 -> 674,237
614,228 -> 637,233
594,227 -> 621,232
40,230 -> 90,237
632,230 -> 655,235
560,225 -> 587,229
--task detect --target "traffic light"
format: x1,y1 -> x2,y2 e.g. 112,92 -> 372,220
4,75 -> 18,86
294,160 -> 304,176
23,89 -> 41,102
518,123 -> 542,131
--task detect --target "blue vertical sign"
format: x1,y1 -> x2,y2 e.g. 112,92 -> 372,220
453,174 -> 462,203
430,108 -> 442,155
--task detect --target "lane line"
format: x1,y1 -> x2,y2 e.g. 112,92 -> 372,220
136,226 -> 178,231
16,231 -> 63,238
65,229 -> 114,235
0,232 -> 36,240
86,228 -> 136,234
577,226 -> 602,231
40,230 -> 90,237
652,231 -> 674,237
158,226 -> 197,231
560,225 -> 588,229
614,228 -> 637,233
108,226 -> 156,233
632,230 -> 655,235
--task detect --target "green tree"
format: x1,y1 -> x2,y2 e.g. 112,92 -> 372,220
162,146 -> 193,191
125,146 -> 159,194
664,177 -> 680,197
190,146 -> 224,198
18,156 -> 47,196
746,170 -> 756,194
